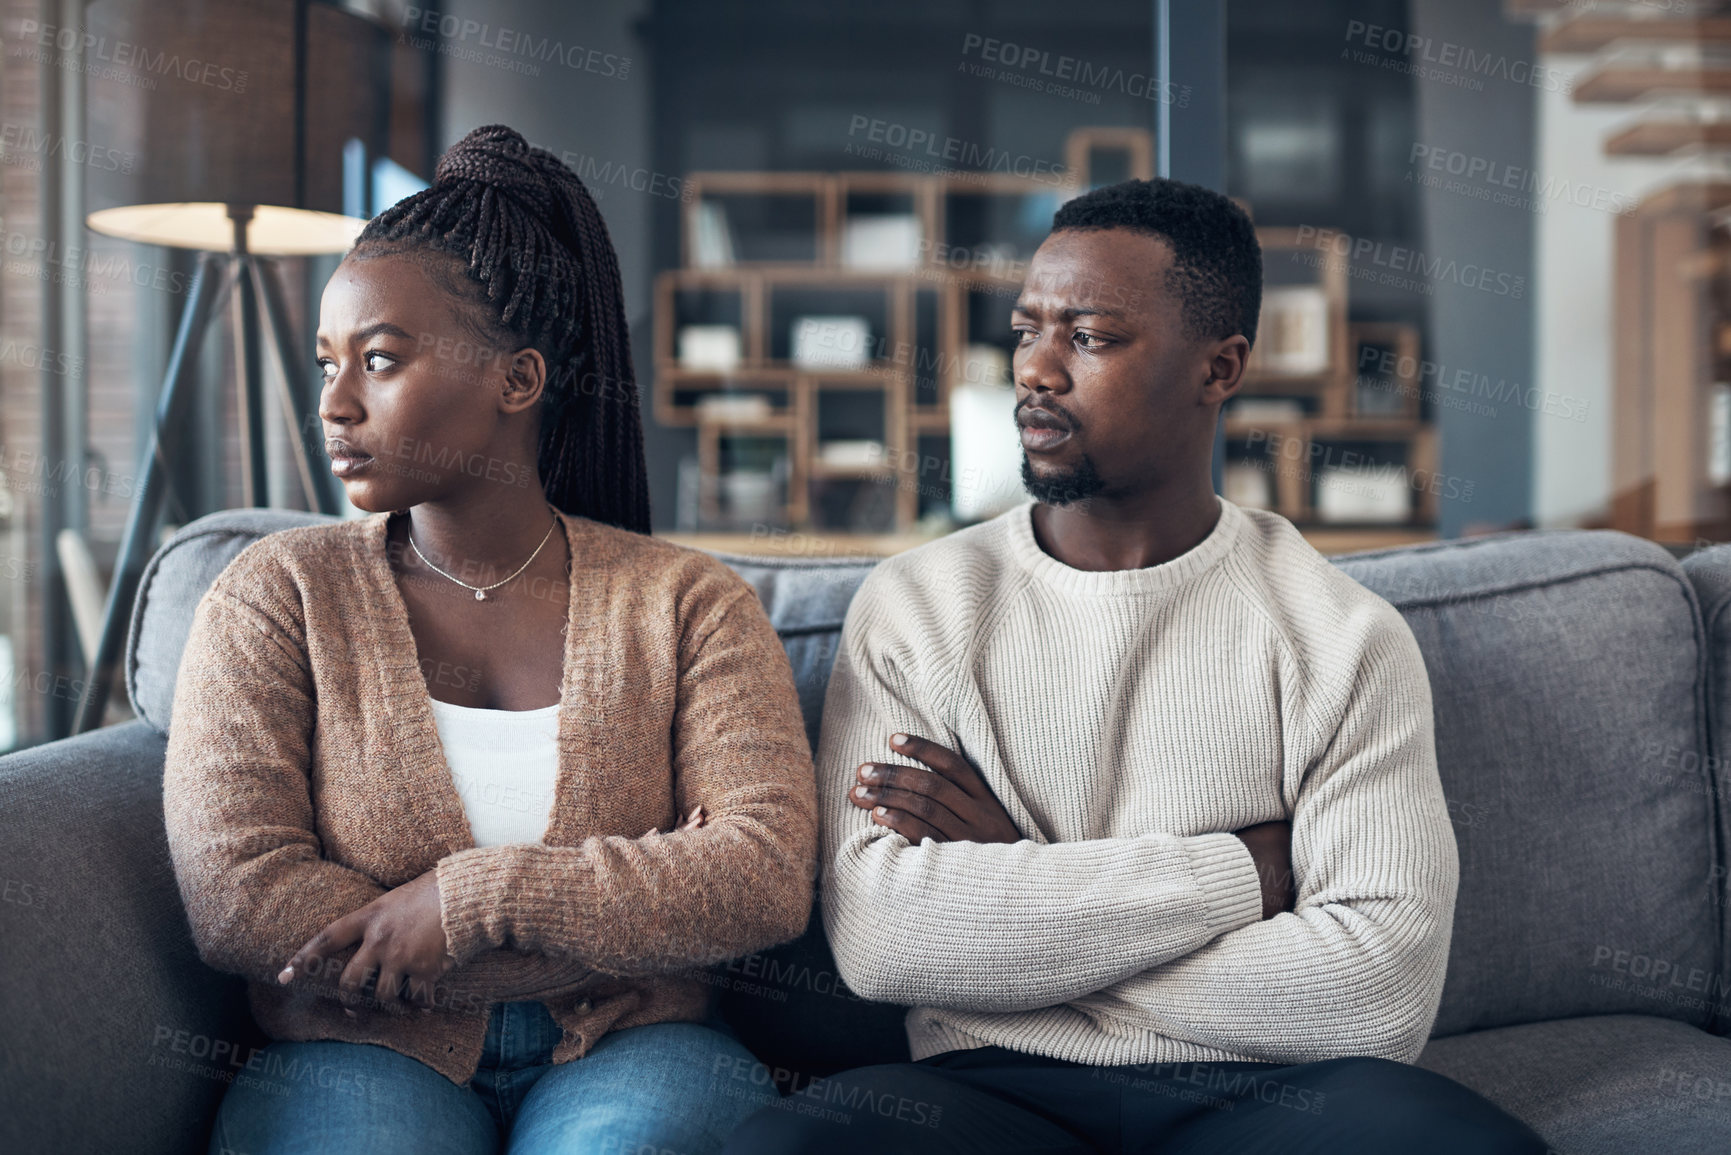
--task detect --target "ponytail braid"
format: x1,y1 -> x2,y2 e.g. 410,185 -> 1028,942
349,124 -> 651,534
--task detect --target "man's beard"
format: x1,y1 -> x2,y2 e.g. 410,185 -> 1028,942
1021,453 -> 1105,506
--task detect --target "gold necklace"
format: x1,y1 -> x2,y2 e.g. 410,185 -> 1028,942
406,504 -> 559,601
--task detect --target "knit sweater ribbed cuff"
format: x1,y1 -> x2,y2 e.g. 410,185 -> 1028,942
436,845 -> 571,963
1183,832 -> 1265,938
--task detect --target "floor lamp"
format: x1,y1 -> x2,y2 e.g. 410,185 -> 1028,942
69,0 -> 389,734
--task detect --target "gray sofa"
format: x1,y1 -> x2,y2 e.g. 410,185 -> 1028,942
3,508 -> 1731,1155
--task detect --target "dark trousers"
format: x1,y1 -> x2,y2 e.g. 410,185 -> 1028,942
720,1045 -> 1553,1155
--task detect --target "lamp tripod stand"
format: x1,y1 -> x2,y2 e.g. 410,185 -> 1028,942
72,206 -> 339,734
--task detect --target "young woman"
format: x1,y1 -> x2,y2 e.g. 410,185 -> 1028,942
163,125 -> 816,1155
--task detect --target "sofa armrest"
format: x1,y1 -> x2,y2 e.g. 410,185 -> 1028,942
0,720 -> 251,1155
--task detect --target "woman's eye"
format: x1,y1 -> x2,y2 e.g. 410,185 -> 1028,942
364,351 -> 395,372
317,359 -> 337,380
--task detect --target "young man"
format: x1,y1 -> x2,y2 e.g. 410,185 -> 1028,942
722,179 -> 1548,1154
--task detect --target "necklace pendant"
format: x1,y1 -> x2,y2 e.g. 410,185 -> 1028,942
475,589 -> 485,601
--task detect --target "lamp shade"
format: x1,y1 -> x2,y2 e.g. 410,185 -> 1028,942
85,203 -> 368,255
83,0 -> 389,253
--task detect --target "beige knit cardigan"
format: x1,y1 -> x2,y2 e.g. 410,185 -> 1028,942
162,508 -> 817,1085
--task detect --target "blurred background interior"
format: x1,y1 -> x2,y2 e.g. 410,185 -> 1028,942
0,0 -> 1720,747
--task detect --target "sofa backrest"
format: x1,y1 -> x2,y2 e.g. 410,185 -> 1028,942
1336,530 -> 1724,1039
131,510 -> 1729,1056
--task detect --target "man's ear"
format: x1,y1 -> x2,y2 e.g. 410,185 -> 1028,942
1201,335 -> 1251,405
501,347 -> 548,413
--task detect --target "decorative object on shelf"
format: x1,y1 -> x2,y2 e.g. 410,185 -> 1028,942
1256,286 -> 1332,374
677,325 -> 743,372
950,379 -> 1025,522
792,315 -> 872,369
962,343 -> 1011,387
721,471 -> 781,525
1315,464 -> 1411,523
694,393 -> 773,422
692,201 -> 735,268
1224,461 -> 1274,509
816,440 -> 886,470
842,214 -> 923,271
1227,398 -> 1306,423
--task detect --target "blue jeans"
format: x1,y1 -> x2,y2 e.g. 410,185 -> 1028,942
209,1000 -> 777,1154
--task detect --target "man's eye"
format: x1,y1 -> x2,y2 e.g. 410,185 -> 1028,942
1075,332 -> 1108,349
1012,329 -> 1035,344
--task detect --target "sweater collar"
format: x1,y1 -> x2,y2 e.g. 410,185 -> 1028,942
1004,495 -> 1244,596
349,506 -> 611,856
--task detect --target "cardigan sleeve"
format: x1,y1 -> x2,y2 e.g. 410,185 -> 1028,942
162,587 -> 605,1004
163,589 -> 391,986
434,585 -> 818,976
811,574 -> 1265,1013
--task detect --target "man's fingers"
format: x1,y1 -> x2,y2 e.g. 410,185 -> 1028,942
857,761 -> 975,813
869,803 -> 944,844
852,784 -> 967,839
888,733 -> 987,796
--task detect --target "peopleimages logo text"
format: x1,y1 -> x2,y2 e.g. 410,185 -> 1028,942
1293,225 -> 1525,300
1343,19 -> 1571,94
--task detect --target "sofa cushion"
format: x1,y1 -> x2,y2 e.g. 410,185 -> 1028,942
127,508 -> 334,734
0,720 -> 256,1155
1417,1014 -> 1731,1155
1335,530 -> 1721,1039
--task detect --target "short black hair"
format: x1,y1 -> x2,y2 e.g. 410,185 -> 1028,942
1050,178 -> 1262,349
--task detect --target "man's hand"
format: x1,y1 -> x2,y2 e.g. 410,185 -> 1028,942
849,732 -> 1021,845
278,868 -> 454,1016
1234,820 -> 1296,920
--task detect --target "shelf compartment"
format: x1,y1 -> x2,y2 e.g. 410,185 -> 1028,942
682,172 -> 831,267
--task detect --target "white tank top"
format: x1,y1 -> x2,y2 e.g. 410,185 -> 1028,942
428,696 -> 561,847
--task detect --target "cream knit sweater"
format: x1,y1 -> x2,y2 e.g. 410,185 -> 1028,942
817,496 -> 1457,1066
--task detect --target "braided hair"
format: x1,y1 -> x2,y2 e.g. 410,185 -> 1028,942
348,124 -> 651,533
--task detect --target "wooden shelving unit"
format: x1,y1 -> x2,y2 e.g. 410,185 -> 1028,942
656,128 -> 1438,548
656,126 -> 1146,536
1224,223 -> 1436,531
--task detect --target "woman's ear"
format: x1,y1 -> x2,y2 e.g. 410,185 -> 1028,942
501,347 -> 548,413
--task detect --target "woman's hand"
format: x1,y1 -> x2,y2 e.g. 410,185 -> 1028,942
278,868 -> 455,1017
